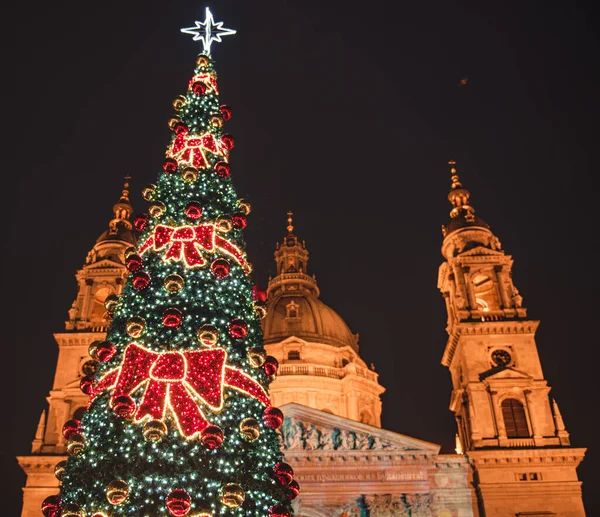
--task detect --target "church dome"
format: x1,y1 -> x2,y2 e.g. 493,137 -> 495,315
263,292 -> 359,351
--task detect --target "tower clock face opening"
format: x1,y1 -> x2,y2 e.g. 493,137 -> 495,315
491,348 -> 512,367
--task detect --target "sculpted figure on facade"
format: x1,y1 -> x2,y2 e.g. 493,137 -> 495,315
304,424 -> 321,450
355,432 -> 371,450
320,428 -> 336,450
405,493 -> 433,517
364,495 -> 409,517
338,429 -> 356,450
282,418 -> 304,450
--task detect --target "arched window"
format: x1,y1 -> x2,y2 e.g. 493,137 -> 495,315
288,351 -> 300,361
501,398 -> 529,438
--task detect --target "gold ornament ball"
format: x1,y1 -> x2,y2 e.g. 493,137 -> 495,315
254,304 -> 268,320
196,55 -> 210,67
237,198 -> 252,215
106,479 -> 130,505
189,500 -> 212,517
54,460 -> 68,481
210,115 -> 223,128
124,246 -> 137,260
168,116 -> 182,130
126,316 -> 146,338
104,293 -> 120,312
239,417 -> 261,442
143,419 -> 167,442
197,324 -> 219,347
148,201 -> 166,218
247,347 -> 267,367
216,216 -> 233,233
164,274 -> 185,293
220,483 -> 245,508
172,95 -> 187,111
61,503 -> 82,517
67,433 -> 85,456
141,184 -> 156,201
182,166 -> 199,182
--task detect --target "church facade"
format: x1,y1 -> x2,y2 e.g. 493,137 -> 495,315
17,165 -> 586,516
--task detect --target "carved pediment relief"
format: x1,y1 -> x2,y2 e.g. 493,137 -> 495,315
483,366 -> 533,382
280,404 -> 439,452
84,259 -> 124,270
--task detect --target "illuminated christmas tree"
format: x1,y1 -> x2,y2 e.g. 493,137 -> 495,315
43,9 -> 298,517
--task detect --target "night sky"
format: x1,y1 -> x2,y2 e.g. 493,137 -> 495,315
3,1 -> 598,515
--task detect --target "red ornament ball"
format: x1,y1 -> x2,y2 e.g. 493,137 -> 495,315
162,307 -> 183,328
104,293 -> 120,312
41,494 -> 63,517
221,133 -> 235,150
133,213 -> 149,232
112,395 -> 136,418
264,356 -> 279,377
185,200 -> 203,220
252,286 -> 267,303
269,504 -> 291,517
220,104 -> 233,120
166,489 -> 192,517
126,253 -> 143,272
288,479 -> 300,500
192,81 -> 207,96
132,271 -> 151,291
263,406 -> 284,429
173,121 -> 188,134
211,258 -> 231,278
231,212 -> 247,229
228,318 -> 248,339
80,374 -> 95,395
96,341 -> 116,362
214,161 -> 230,178
200,425 -> 224,450
62,419 -> 82,440
163,157 -> 178,174
273,462 -> 294,486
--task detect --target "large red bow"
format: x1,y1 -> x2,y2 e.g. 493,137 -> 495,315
94,344 -> 270,437
168,128 -> 226,169
138,223 -> 250,273
188,72 -> 219,94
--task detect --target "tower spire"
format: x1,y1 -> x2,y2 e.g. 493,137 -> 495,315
108,176 -> 133,234
287,211 -> 294,234
447,160 -> 475,222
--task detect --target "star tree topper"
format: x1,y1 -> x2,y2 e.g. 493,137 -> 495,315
181,7 -> 236,54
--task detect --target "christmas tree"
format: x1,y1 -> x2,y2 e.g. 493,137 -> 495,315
43,9 -> 298,517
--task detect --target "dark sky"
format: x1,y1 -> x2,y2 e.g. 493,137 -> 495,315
3,1 -> 598,515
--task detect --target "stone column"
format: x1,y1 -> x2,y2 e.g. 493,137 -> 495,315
494,266 -> 511,309
81,279 -> 94,323
523,390 -> 540,439
489,390 -> 507,440
462,266 -> 477,310
452,265 -> 468,308
346,390 -> 358,421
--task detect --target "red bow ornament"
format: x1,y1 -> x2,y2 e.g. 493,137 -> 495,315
94,344 -> 270,437
138,223 -> 250,273
188,72 -> 219,94
168,128 -> 227,169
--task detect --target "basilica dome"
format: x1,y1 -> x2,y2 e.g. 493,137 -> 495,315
263,291 -> 359,351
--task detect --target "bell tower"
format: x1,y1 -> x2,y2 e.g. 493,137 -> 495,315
17,179 -> 136,517
437,161 -> 587,516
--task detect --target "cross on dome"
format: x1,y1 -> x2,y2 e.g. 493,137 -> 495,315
180,7 -> 236,54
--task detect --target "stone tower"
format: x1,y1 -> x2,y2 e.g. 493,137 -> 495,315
16,179 -> 136,517
437,161 -> 587,516
262,212 -> 385,427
